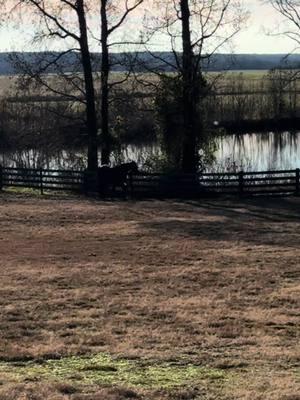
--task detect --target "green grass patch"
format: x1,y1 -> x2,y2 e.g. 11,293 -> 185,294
3,186 -> 42,195
0,353 -> 226,389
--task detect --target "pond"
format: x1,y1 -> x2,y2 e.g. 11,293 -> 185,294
215,131 -> 300,171
0,131 -> 300,172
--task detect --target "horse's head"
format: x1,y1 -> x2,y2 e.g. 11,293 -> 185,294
128,161 -> 139,174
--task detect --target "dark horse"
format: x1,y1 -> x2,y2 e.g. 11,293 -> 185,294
98,161 -> 138,196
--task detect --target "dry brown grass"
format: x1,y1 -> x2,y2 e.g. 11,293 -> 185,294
0,192 -> 299,399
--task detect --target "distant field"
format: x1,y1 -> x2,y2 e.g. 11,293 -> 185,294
0,75 -> 18,97
0,193 -> 299,399
0,70 -> 283,99
1,71 -> 299,125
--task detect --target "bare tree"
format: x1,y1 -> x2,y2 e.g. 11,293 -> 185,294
9,0 -> 99,171
99,0 -> 144,165
143,0 -> 246,172
269,0 -> 300,85
270,0 -> 300,47
8,0 -> 145,171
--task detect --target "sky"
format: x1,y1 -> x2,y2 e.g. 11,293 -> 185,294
233,0 -> 298,53
0,0 -> 298,54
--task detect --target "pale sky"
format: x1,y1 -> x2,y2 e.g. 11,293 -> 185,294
0,0 -> 298,54
232,0 -> 298,53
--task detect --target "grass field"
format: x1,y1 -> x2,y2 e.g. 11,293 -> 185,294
0,70 -> 292,98
0,192 -> 299,399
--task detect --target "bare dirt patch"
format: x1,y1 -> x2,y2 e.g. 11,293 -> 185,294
0,192 -> 299,399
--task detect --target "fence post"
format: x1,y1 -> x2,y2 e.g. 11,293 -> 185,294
239,170 -> 244,197
296,168 -> 300,196
0,166 -> 2,191
40,168 -> 43,195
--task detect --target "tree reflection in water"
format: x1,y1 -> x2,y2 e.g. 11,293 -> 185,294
214,131 -> 300,171
0,131 -> 299,172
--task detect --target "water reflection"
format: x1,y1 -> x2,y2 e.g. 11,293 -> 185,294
215,131 -> 300,171
0,131 -> 299,172
0,149 -> 87,170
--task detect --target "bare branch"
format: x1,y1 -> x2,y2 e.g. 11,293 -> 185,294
107,0 -> 144,35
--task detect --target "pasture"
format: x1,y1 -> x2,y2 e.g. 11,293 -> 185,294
0,70 -> 296,99
1,70 -> 299,131
0,192 -> 299,399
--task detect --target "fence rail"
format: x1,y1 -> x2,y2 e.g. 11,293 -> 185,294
131,168 -> 300,197
0,167 -> 84,194
0,166 -> 299,197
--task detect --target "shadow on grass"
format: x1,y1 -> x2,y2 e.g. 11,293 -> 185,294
137,197 -> 300,248
183,196 -> 300,222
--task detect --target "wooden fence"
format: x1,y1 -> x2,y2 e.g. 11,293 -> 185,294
0,167 -> 83,194
131,168 -> 300,197
0,166 -> 299,197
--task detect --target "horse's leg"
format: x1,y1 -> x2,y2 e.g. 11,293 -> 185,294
121,181 -> 129,200
128,172 -> 134,197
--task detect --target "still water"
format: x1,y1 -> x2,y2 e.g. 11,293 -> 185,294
1,131 -> 300,171
215,131 -> 300,171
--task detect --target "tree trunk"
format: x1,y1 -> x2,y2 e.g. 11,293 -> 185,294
180,0 -> 197,173
77,0 -> 98,171
100,0 -> 111,165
